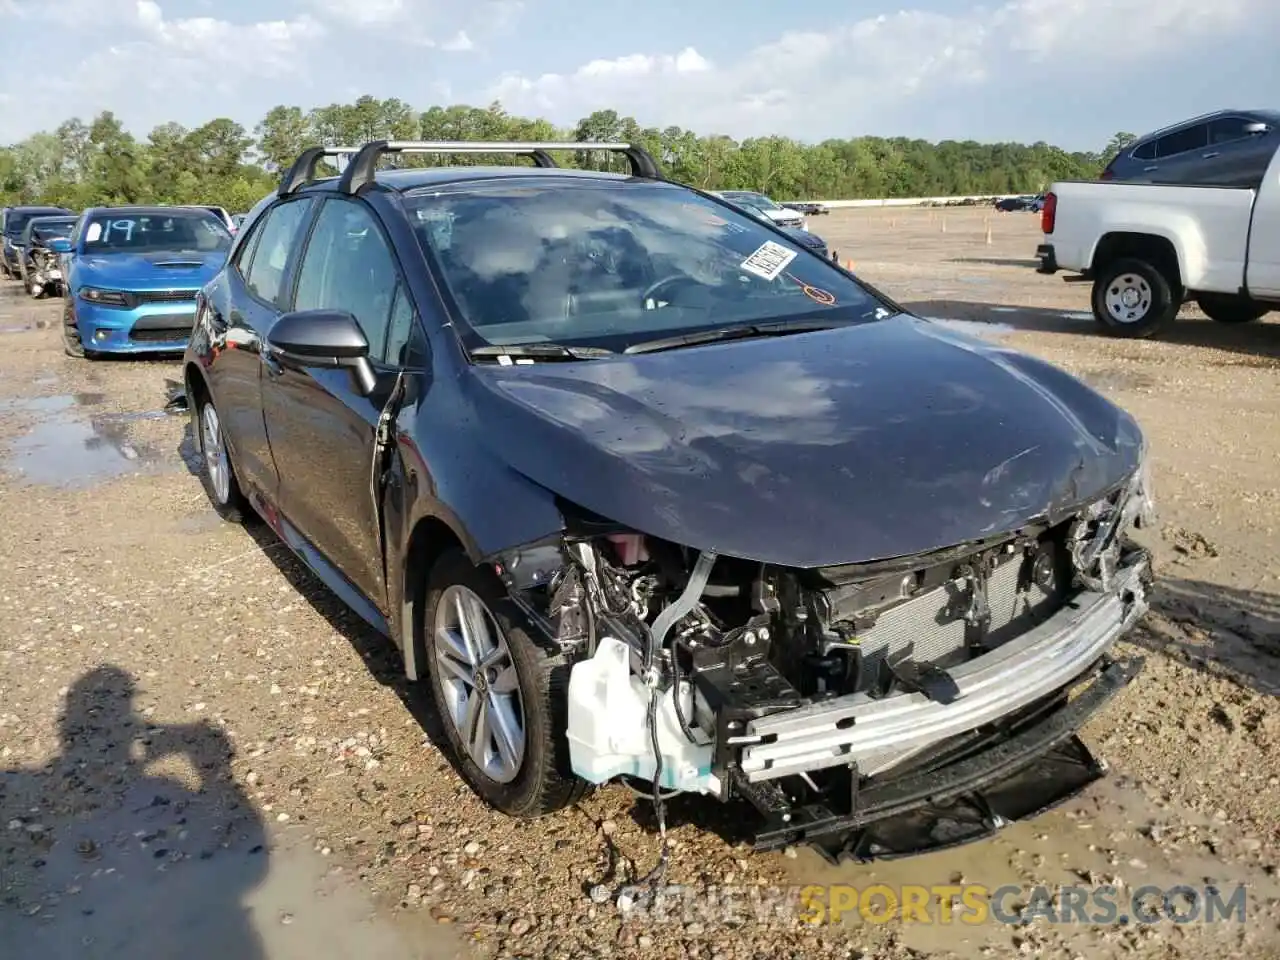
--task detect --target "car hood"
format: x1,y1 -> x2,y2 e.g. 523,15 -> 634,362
75,250 -> 226,288
464,314 -> 1144,568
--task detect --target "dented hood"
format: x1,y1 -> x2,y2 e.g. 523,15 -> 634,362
465,315 -> 1144,568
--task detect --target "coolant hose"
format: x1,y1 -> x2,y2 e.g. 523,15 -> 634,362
647,551 -> 718,663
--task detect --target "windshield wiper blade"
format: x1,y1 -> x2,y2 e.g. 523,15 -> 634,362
623,319 -> 846,355
469,343 -> 614,362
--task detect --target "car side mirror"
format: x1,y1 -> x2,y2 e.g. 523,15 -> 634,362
1244,121 -> 1269,136
266,309 -> 377,395
47,238 -> 72,253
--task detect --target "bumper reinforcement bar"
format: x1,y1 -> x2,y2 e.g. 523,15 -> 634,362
740,557 -> 1148,782
754,656 -> 1143,859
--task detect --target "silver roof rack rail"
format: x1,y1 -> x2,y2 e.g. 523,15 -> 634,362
335,140 -> 663,194
278,146 -> 361,197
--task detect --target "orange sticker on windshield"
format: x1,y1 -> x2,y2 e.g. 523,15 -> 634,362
799,284 -> 836,305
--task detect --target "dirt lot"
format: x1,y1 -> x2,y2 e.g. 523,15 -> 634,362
1,205 -> 1279,960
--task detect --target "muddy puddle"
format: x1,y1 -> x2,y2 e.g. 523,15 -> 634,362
0,392 -> 177,488
780,776 -> 1280,954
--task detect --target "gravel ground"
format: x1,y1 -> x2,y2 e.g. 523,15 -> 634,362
1,206 -> 1278,959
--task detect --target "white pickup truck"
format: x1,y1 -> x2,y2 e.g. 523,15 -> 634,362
1035,144 -> 1280,337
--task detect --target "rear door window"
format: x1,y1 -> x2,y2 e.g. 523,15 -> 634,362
1132,140 -> 1157,161
1156,124 -> 1209,158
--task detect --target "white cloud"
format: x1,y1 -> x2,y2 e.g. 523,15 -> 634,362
487,0 -> 1275,142
0,0 -> 1275,150
441,30 -> 475,52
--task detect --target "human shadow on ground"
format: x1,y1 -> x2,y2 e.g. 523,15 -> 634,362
901,298 -> 1280,363
0,665 -> 268,960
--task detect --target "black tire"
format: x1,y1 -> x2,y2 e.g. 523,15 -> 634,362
194,391 -> 250,523
422,548 -> 588,818
1091,257 -> 1179,338
28,278 -> 46,300
1196,293 -> 1269,325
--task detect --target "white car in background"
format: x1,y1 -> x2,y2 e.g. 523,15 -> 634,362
189,205 -> 237,233
712,190 -> 808,230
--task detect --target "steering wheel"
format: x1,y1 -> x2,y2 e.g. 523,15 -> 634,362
641,274 -> 700,307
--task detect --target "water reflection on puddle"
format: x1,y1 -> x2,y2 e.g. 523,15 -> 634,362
0,394 -> 173,489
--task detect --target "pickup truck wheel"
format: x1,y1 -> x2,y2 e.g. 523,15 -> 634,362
1195,294 -> 1269,325
1091,258 -> 1178,338
423,549 -> 589,818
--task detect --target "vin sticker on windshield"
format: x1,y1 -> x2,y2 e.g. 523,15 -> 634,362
740,241 -> 797,281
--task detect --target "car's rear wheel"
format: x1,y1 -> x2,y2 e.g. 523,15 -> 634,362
196,394 -> 249,522
1091,258 -> 1179,338
1196,293 -> 1269,325
423,549 -> 588,818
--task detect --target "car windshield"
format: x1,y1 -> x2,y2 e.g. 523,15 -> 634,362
81,211 -> 232,254
31,218 -> 77,241
406,179 -> 888,351
6,210 -> 68,239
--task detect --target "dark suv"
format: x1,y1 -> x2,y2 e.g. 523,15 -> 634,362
1103,109 -> 1280,187
184,140 -> 1153,858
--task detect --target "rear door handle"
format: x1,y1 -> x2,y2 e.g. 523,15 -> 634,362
1202,151 -> 1220,159
1143,165 -> 1159,172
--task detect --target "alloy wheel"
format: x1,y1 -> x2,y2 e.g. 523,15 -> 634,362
432,584 -> 527,784
200,402 -> 231,505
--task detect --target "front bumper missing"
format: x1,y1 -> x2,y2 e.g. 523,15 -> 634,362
755,656 -> 1142,858
740,554 -> 1149,782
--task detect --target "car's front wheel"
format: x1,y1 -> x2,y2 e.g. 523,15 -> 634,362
196,394 -> 249,522
61,302 -> 95,359
422,549 -> 587,818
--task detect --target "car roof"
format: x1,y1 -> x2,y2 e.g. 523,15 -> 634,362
10,205 -> 71,213
298,164 -> 637,196
84,205 -> 218,216
1140,108 -> 1280,141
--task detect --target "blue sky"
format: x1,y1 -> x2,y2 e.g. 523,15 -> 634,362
2,0 -> 1276,151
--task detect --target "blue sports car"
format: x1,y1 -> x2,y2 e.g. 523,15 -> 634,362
62,206 -> 233,358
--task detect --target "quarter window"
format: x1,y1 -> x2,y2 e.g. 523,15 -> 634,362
1132,140 -> 1157,161
292,199 -> 398,363
244,198 -> 315,306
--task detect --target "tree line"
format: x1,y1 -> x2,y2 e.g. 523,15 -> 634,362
0,96 -> 1128,212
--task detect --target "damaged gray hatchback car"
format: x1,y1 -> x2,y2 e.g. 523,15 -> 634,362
184,140 -> 1156,862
